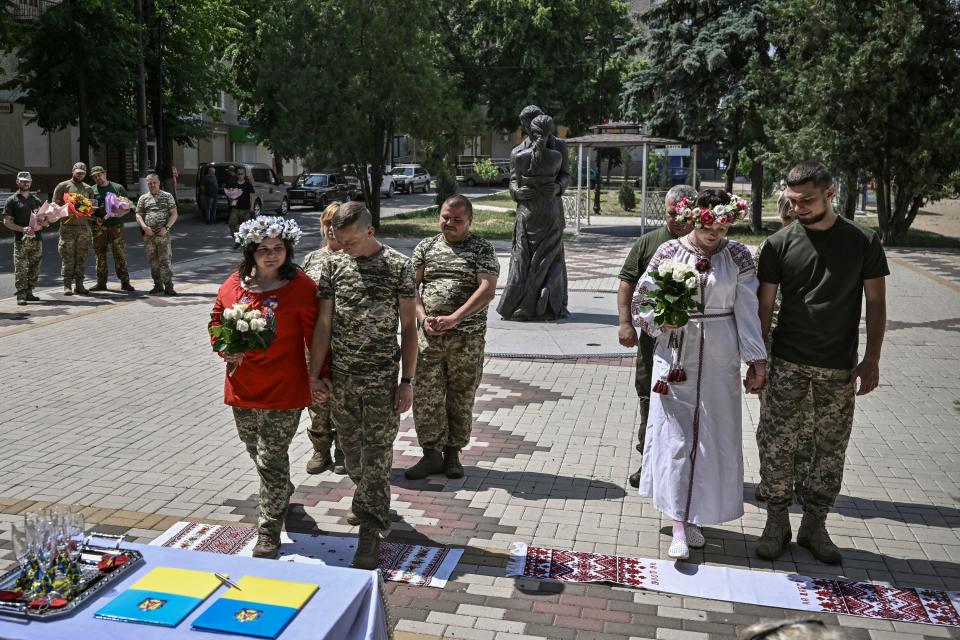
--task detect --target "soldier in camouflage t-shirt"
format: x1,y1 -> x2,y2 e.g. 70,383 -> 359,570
405,196 -> 499,480
309,202 -> 417,570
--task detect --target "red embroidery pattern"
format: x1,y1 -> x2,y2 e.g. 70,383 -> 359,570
727,240 -> 756,275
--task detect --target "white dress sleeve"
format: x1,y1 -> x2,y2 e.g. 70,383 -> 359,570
729,242 -> 767,364
631,240 -> 680,339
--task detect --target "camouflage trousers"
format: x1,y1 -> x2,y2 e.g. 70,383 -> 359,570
144,234 -> 173,286
233,407 -> 302,538
307,402 -> 339,452
412,330 -> 485,451
228,208 -> 250,239
92,224 -> 130,285
330,370 -> 400,531
13,235 -> 42,295
756,356 -> 814,500
634,331 -> 656,453
58,223 -> 91,285
757,357 -> 855,519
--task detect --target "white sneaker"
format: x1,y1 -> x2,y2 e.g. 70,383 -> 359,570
685,524 -> 705,548
668,536 -> 689,560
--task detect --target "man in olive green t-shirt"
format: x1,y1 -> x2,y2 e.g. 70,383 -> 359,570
755,161 -> 888,565
616,184 -> 696,488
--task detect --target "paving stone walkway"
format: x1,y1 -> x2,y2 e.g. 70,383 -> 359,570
0,229 -> 957,640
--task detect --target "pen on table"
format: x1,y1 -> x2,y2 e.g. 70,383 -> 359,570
215,573 -> 242,591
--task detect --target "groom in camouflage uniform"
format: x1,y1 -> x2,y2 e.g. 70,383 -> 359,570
405,195 -> 499,480
310,201 -> 417,569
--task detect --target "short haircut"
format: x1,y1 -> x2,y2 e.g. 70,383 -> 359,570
666,184 -> 697,204
442,194 -> 473,217
786,161 -> 833,190
320,202 -> 340,226
332,200 -> 372,230
695,187 -> 731,209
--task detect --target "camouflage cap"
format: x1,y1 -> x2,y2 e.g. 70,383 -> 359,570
16,171 -> 32,181
90,165 -> 106,176
72,162 -> 87,173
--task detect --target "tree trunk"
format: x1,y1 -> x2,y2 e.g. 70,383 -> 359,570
368,119 -> 388,228
725,144 -> 739,193
135,0 -> 149,187
749,158 -> 763,233
839,171 -> 858,220
77,72 -> 90,167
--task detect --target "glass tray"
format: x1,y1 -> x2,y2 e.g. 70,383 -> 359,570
0,544 -> 143,620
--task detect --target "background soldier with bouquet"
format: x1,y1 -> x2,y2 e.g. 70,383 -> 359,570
52,162 -> 95,296
89,166 -> 135,292
3,171 -> 45,305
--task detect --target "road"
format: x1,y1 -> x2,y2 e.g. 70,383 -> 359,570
0,186 -> 504,300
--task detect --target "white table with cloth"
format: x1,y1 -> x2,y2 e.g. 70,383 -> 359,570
0,543 -> 389,640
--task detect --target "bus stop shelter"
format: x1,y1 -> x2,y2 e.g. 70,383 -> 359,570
564,129 -> 697,233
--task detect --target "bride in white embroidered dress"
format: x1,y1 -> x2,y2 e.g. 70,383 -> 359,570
632,189 -> 767,560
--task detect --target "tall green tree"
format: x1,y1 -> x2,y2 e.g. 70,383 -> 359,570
146,0 -> 241,183
247,0 -> 463,225
435,0 -> 632,134
767,0 -> 960,243
622,0 -> 771,230
1,0 -> 137,166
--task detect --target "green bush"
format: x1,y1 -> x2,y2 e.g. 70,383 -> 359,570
434,168 -> 458,206
618,181 -> 637,211
472,158 -> 500,181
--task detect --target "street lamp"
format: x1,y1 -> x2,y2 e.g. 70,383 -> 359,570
584,33 -> 625,215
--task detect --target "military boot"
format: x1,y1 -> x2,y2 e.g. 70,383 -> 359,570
443,446 -> 464,479
756,510 -> 792,560
351,526 -> 381,570
89,282 -> 108,292
163,284 -> 178,296
120,281 -> 136,292
62,280 -> 74,296
345,510 -> 361,526
15,291 -> 26,306
305,449 -> 333,474
252,532 -> 280,559
797,512 -> 842,564
73,280 -> 90,295
148,282 -> 163,295
403,448 -> 444,480
333,448 -> 346,475
25,290 -> 40,302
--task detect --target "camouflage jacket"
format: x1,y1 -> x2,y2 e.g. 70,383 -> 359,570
136,190 -> 176,229
317,243 -> 415,376
412,233 -> 499,336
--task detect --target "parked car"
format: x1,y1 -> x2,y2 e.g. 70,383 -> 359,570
460,164 -> 509,187
195,162 -> 289,218
390,165 -> 431,194
345,166 -> 395,200
287,171 -> 353,210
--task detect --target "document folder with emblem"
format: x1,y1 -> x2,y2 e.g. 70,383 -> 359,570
191,575 -> 318,638
94,567 -> 222,627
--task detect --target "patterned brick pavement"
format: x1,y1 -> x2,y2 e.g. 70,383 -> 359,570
0,231 -> 957,640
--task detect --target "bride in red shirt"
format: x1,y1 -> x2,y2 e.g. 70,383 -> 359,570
209,216 -> 319,558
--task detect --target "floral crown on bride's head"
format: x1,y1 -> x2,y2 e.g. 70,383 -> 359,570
235,215 -> 302,246
674,194 -> 749,228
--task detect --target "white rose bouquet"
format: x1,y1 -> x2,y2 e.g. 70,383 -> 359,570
634,259 -> 704,393
209,303 -> 276,374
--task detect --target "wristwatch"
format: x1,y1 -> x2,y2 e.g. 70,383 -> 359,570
400,377 -> 414,386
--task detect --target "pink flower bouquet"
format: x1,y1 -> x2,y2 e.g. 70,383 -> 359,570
103,192 -> 133,219
224,188 -> 242,205
27,201 -> 69,232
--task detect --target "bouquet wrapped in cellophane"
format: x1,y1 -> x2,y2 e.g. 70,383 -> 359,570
209,303 -> 276,375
